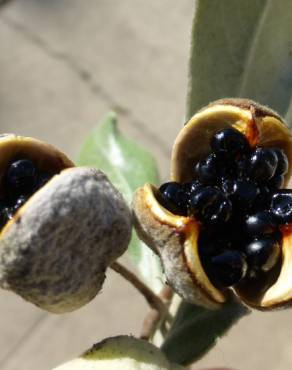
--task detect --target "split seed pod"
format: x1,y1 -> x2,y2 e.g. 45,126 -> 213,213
52,335 -> 185,370
133,99 -> 292,310
0,134 -> 131,313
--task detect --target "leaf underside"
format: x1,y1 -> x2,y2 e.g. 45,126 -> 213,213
187,0 -> 292,126
161,299 -> 249,366
78,113 -> 164,293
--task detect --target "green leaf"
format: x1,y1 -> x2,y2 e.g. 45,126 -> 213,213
187,0 -> 292,123
77,113 -> 164,293
161,299 -> 249,366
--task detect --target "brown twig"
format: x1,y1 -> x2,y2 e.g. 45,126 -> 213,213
110,262 -> 174,341
140,308 -> 161,340
110,261 -> 166,314
140,285 -> 174,341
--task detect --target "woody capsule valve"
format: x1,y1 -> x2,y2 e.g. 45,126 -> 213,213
133,99 -> 292,310
0,134 -> 132,313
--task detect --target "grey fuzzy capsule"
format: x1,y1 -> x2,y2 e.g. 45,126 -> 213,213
0,167 -> 132,313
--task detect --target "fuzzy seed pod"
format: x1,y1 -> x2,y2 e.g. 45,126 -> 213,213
0,134 -> 131,313
52,335 -> 185,370
133,99 -> 292,310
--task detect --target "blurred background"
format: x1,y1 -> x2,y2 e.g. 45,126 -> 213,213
0,1 -> 291,369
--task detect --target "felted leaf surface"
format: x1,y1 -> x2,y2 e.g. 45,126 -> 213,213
78,113 -> 163,293
52,336 -> 186,370
161,299 -> 249,366
187,0 -> 292,124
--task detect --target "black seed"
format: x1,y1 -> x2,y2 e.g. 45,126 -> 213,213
253,186 -> 272,211
245,236 -> 280,274
268,174 -> 284,190
248,148 -> 278,182
220,178 -> 234,195
198,230 -> 222,258
4,207 -> 14,220
231,180 -> 260,209
188,186 -> 232,225
236,155 -> 250,179
245,211 -> 276,236
35,173 -> 52,191
211,128 -> 250,156
0,199 -> 8,210
270,190 -> 292,224
199,224 -> 245,256
182,180 -> 203,198
198,227 -> 234,258
14,195 -> 29,212
182,180 -> 204,210
217,155 -> 239,179
209,251 -> 247,287
195,154 -> 219,184
6,159 -> 37,194
0,199 -> 10,228
159,182 -> 188,215
273,148 -> 288,176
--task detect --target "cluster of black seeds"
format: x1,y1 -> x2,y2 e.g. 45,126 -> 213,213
159,127 -> 292,288
0,159 -> 52,229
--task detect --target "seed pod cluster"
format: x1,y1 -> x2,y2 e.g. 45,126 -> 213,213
133,99 -> 292,310
0,134 -> 132,313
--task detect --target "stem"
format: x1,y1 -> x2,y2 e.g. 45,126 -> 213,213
140,308 -> 160,340
110,262 -> 174,341
110,261 -> 166,314
140,285 -> 174,341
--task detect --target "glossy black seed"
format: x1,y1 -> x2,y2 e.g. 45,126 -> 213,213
245,236 -> 281,274
253,186 -> 272,210
195,154 -> 218,184
273,148 -> 288,176
248,148 -> 278,182
159,182 -> 188,215
6,159 -> 37,194
270,190 -> 292,224
189,186 -> 232,225
35,173 -> 52,191
209,251 -> 247,287
215,155 -> 239,180
245,211 -> 276,236
198,230 -> 222,258
3,207 -> 14,220
231,180 -> 260,209
182,181 -> 204,210
207,227 -> 233,248
182,180 -> 203,198
199,225 -> 242,258
211,128 -> 250,156
14,195 -> 29,212
220,178 -> 234,195
159,182 -> 180,197
268,174 -> 284,190
0,196 -> 31,227
0,199 -> 10,228
236,155 -> 250,179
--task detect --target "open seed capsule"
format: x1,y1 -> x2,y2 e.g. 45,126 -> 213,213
0,134 -> 131,313
133,99 -> 292,310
